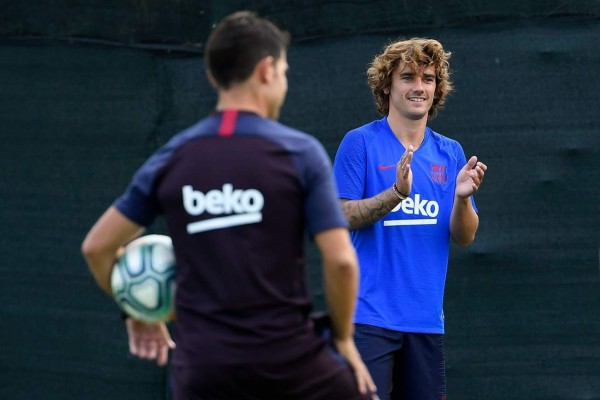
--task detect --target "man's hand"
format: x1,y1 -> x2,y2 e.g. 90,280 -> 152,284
125,318 -> 175,366
334,338 -> 378,399
455,156 -> 487,198
395,145 -> 414,197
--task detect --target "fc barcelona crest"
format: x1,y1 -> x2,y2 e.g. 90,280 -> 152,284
430,163 -> 447,184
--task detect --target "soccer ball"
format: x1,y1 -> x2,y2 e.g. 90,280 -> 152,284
111,234 -> 176,323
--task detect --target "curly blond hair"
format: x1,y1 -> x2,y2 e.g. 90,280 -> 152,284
367,38 -> 453,118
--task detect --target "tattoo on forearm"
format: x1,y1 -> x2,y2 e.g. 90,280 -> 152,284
342,188 -> 400,230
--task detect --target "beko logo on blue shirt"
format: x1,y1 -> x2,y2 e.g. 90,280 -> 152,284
384,193 -> 439,226
182,184 -> 264,234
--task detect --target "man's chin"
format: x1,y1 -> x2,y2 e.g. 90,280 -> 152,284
407,111 -> 428,121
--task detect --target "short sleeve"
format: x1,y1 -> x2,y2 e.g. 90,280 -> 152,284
333,129 -> 367,201
301,138 -> 349,235
113,147 -> 172,226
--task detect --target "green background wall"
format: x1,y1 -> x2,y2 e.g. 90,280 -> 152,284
1,1 -> 599,399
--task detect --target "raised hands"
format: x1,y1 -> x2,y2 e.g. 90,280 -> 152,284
455,156 -> 487,199
395,145 -> 414,197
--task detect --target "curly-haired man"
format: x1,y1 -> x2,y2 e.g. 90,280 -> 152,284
333,38 -> 488,400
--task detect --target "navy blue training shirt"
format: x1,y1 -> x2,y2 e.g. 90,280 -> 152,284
114,110 -> 348,366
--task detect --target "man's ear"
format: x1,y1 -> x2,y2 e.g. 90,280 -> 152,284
255,56 -> 275,83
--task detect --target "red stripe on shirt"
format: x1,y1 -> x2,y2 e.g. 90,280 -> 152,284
218,109 -> 238,137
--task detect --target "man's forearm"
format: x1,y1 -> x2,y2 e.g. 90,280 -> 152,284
323,256 -> 357,341
341,187 -> 402,230
450,196 -> 479,247
81,206 -> 144,295
315,228 -> 360,341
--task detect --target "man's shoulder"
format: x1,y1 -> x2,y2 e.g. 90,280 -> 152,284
166,114 -> 220,145
341,117 -> 386,148
267,119 -> 314,140
427,127 -> 455,142
171,114 -> 318,150
347,118 -> 385,136
263,119 -> 324,153
427,127 -> 463,153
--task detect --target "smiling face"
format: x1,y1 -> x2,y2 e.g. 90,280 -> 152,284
388,62 -> 437,121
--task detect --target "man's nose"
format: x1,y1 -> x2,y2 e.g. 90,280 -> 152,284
413,78 -> 425,92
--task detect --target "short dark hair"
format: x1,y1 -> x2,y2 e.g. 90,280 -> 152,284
205,11 -> 290,89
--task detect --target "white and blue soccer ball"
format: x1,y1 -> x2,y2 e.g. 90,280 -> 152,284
111,234 -> 176,323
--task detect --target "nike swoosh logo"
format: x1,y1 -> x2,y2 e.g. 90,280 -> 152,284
378,163 -> 396,171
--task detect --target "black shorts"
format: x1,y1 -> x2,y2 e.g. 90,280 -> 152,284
354,324 -> 446,400
171,344 -> 372,400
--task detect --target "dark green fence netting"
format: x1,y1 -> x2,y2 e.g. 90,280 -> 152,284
1,2 -> 599,399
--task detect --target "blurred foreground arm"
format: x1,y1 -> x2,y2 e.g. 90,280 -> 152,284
81,206 -> 174,365
315,228 -> 376,396
81,206 -> 143,294
126,318 -> 175,366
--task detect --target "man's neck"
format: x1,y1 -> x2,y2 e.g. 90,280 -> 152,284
215,85 -> 268,118
387,111 -> 428,150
